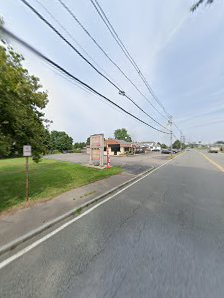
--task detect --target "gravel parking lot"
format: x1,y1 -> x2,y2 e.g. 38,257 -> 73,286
45,152 -> 169,175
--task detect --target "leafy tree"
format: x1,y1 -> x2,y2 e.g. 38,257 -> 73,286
191,0 -> 214,11
114,128 -> 132,142
161,143 -> 167,149
172,140 -> 181,149
86,137 -> 90,146
0,44 -> 50,161
215,141 -> 224,144
73,142 -> 85,149
49,131 -> 73,152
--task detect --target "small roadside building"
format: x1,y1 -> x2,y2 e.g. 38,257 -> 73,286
105,139 -> 135,156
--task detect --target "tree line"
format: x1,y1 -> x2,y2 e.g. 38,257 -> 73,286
0,38 -> 88,160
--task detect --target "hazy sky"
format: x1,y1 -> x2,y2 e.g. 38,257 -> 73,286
1,0 -> 224,144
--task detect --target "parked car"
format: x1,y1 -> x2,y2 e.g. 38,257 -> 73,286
172,149 -> 180,154
208,147 -> 219,153
161,149 -> 170,154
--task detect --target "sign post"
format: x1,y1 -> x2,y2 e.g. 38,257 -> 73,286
89,134 -> 104,167
23,145 -> 32,205
25,156 -> 29,204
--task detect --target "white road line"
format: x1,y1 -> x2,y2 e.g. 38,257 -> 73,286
0,154 -> 182,270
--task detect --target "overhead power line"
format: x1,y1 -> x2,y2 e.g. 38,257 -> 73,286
2,27 -> 170,135
174,122 -> 182,135
33,0 -> 122,90
20,0 -> 120,91
57,0 -> 169,121
90,0 -> 183,136
90,0 -> 171,117
20,0 -> 170,132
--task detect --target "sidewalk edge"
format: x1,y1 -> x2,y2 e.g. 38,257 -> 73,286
0,167 -> 154,256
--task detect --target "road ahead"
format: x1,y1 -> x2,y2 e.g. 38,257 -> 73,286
0,150 -> 224,298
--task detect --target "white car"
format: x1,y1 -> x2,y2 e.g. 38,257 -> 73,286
208,147 -> 219,153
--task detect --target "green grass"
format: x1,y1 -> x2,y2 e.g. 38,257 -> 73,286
0,158 -> 122,213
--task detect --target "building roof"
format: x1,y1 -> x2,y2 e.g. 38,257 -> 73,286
106,138 -> 133,147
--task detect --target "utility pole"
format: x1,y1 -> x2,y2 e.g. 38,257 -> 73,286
168,116 -> 173,157
180,132 -> 183,151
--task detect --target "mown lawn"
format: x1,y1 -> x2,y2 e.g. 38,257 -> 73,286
0,158 -> 122,213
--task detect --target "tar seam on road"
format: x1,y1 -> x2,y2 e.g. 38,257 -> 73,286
199,152 -> 224,173
0,153 -> 184,270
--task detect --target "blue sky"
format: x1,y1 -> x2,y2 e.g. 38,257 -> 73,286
1,0 -> 224,144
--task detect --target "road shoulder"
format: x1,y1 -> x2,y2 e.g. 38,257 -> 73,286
0,170 -> 143,254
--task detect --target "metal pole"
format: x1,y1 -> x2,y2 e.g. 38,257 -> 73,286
25,156 -> 29,205
169,116 -> 173,158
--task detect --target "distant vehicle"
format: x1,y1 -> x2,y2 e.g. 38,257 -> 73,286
161,149 -> 170,154
151,148 -> 161,152
208,147 -> 219,153
135,148 -> 145,154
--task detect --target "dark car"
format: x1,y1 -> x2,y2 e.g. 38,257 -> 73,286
161,149 -> 171,154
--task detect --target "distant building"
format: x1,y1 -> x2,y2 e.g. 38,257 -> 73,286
139,141 -> 161,151
105,139 -> 135,156
87,138 -> 161,156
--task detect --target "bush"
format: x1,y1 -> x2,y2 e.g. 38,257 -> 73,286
73,149 -> 81,153
51,150 -> 61,154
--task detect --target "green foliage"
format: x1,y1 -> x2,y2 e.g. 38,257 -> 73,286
172,140 -> 181,149
191,0 -> 214,11
0,45 -> 50,161
48,130 -> 73,152
161,143 -> 167,149
114,128 -> 132,142
73,149 -> 81,153
73,142 -> 86,149
173,139 -> 186,149
86,137 -> 90,146
0,158 -> 122,212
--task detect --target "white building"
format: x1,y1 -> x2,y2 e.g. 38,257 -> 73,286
140,141 -> 161,151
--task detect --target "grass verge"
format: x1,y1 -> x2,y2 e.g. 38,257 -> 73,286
0,158 -> 122,213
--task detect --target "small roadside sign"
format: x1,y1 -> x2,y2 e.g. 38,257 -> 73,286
23,145 -> 32,157
23,145 -> 32,205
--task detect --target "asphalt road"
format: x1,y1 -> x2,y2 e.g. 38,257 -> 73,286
201,150 -> 224,168
1,150 -> 224,298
